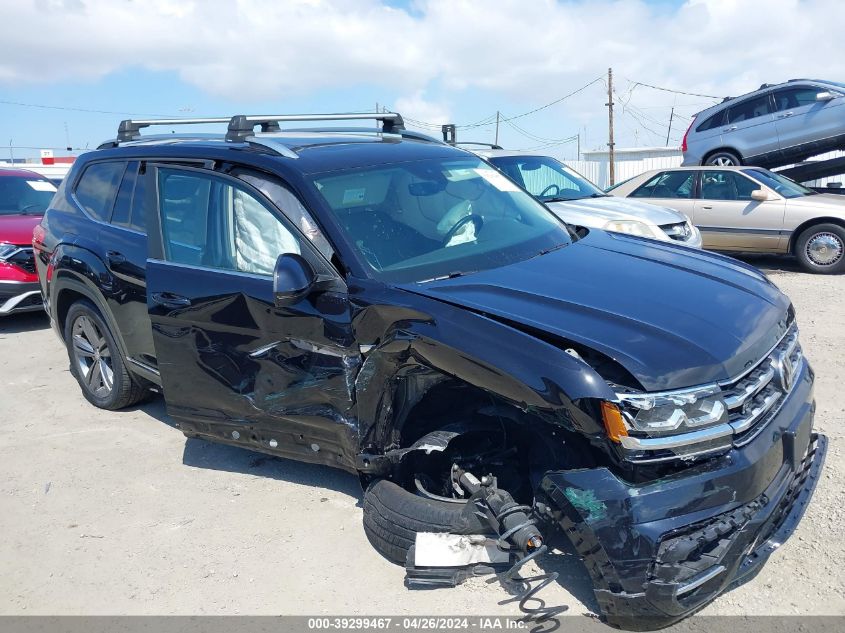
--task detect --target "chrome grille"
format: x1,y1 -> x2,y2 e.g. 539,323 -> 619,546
722,325 -> 802,445
5,246 -> 36,274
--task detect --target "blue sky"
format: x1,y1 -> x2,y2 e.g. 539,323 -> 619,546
0,0 -> 838,162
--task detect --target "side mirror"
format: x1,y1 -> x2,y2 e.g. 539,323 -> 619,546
273,253 -> 316,307
751,189 -> 769,202
816,91 -> 836,102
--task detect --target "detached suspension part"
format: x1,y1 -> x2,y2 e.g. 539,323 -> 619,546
454,466 -> 569,627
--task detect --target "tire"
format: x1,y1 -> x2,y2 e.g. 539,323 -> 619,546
794,223 -> 845,274
64,300 -> 148,410
362,479 -> 489,565
704,150 -> 742,166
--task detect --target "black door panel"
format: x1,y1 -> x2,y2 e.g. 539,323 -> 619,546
145,164 -> 357,468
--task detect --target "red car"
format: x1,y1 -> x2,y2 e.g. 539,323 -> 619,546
0,168 -> 57,315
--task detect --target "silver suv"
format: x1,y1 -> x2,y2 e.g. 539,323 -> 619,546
682,79 -> 845,167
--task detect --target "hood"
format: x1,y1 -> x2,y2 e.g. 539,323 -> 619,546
0,214 -> 42,245
400,230 -> 790,391
785,193 -> 845,216
547,196 -> 689,228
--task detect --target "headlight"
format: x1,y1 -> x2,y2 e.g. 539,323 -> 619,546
603,220 -> 660,240
617,384 -> 729,435
0,243 -> 20,261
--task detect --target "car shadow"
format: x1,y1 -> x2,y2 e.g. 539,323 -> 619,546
181,438 -> 364,502
732,253 -> 804,274
132,393 -> 363,501
0,311 -> 50,333
133,396 -> 598,614
519,536 -> 603,617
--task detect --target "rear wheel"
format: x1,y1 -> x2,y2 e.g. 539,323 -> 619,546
704,150 -> 742,166
64,300 -> 148,409
794,223 -> 845,274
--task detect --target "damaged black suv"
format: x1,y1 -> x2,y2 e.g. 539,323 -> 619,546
35,113 -> 826,629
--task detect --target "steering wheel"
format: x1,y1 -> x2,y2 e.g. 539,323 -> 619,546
442,213 -> 484,246
539,184 -> 561,198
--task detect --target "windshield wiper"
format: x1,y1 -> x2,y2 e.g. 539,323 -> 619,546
533,242 -> 569,258
419,270 -> 477,283
589,193 -> 609,198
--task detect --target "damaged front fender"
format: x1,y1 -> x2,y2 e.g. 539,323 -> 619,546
349,283 -> 617,460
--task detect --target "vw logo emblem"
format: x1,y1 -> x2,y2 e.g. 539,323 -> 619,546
775,353 -> 796,392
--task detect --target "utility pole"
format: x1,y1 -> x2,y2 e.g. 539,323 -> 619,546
665,107 -> 674,146
494,111 -> 500,146
577,133 -> 581,161
606,67 -> 615,186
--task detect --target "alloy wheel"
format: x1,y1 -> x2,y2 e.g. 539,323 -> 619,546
713,156 -> 736,166
71,315 -> 114,398
805,231 -> 844,267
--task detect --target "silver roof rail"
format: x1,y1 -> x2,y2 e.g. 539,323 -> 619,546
116,117 -> 231,142
226,112 -> 405,141
243,137 -> 299,159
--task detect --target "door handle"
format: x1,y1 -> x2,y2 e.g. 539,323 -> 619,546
722,126 -> 738,132
151,292 -> 192,309
777,112 -> 794,118
700,205 -> 714,210
107,250 -> 126,266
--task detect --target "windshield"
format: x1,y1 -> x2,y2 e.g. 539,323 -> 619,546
487,155 -> 606,201
310,157 -> 572,283
0,176 -> 57,215
742,168 -> 815,198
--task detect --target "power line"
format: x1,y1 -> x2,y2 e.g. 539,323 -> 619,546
625,80 -> 721,100
501,117 -> 579,144
0,98 -> 179,118
475,76 -> 604,127
401,75 -> 605,132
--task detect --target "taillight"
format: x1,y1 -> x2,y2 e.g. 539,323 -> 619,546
32,223 -> 46,248
681,118 -> 695,153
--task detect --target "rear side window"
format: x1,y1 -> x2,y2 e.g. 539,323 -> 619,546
74,162 -> 125,222
109,161 -> 146,233
695,110 -> 726,132
725,95 -> 772,123
630,171 -> 696,199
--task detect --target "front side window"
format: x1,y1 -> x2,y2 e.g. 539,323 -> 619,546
157,168 -> 300,275
725,95 -> 772,123
772,87 -> 839,111
742,168 -> 815,199
74,162 -> 125,221
700,171 -> 758,201
0,175 -> 58,216
310,157 -> 571,283
488,155 -> 605,201
630,171 -> 695,199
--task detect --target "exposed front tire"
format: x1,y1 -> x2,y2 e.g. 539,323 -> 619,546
704,150 -> 742,166
64,300 -> 148,410
362,479 -> 488,565
794,223 -> 845,274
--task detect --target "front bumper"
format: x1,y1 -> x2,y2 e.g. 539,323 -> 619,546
0,280 -> 42,315
537,360 -> 825,630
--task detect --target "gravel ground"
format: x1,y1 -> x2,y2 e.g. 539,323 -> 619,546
0,254 -> 842,621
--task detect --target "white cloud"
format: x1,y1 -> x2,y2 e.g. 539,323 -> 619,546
394,91 -> 451,128
2,0 -> 843,147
